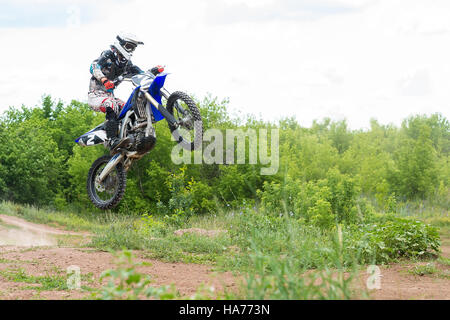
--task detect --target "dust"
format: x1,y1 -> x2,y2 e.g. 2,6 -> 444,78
0,215 -> 84,247
0,226 -> 56,246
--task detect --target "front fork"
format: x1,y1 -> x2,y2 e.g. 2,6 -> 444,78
97,153 -> 124,184
143,90 -> 178,128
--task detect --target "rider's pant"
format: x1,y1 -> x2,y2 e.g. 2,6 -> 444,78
87,90 -> 125,119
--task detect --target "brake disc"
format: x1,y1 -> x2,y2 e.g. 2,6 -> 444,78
103,175 -> 118,194
95,175 -> 106,192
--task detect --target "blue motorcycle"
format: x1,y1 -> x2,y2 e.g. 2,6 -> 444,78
76,71 -> 203,210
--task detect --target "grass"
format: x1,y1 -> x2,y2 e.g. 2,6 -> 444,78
55,234 -> 90,247
0,220 -> 20,230
0,200 -> 447,300
406,259 -> 450,279
0,265 -> 97,294
0,268 -> 68,291
89,218 -> 232,265
409,263 -> 438,276
0,201 -> 115,233
0,257 -> 24,264
437,257 -> 450,266
1,200 -> 443,271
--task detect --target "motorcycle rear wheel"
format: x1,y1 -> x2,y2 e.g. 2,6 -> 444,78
87,155 -> 127,210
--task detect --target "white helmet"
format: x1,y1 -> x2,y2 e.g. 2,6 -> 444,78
112,32 -> 144,65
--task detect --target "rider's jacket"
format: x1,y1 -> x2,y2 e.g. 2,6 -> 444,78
89,47 -> 143,92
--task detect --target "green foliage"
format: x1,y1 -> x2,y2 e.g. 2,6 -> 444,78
390,117 -> 439,199
258,168 -> 361,227
0,94 -> 447,216
308,199 -> 334,229
158,166 -> 194,220
94,250 -> 178,300
344,218 -> 441,264
189,179 -> 216,214
409,263 -> 437,276
225,209 -> 339,271
0,114 -> 65,204
244,227 -> 356,300
136,213 -> 167,237
0,267 -> 67,291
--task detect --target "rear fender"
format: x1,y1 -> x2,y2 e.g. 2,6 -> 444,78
75,123 -> 107,146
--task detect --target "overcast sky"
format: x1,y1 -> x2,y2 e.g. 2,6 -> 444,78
0,0 -> 449,129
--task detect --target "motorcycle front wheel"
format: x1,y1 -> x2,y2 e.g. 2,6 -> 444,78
166,91 -> 203,151
87,155 -> 127,210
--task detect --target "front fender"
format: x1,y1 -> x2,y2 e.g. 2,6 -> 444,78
148,73 -> 168,122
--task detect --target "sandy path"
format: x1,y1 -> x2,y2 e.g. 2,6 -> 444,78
0,214 -> 88,246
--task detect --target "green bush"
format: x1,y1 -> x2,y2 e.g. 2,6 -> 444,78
94,250 -> 178,300
345,218 -> 440,264
189,179 -> 216,214
258,168 -> 361,227
308,199 -> 334,229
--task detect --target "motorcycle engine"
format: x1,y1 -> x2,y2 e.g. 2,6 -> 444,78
128,128 -> 156,154
126,92 -> 157,154
134,93 -> 155,123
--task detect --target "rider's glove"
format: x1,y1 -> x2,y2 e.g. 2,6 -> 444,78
150,65 -> 164,76
102,78 -> 115,90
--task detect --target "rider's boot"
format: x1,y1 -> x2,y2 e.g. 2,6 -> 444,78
105,117 -> 130,153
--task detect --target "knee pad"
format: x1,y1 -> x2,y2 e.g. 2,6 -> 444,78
103,99 -> 119,115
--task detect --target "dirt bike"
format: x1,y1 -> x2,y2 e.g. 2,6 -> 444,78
75,71 -> 203,210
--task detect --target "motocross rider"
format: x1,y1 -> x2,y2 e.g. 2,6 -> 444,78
88,32 -> 164,152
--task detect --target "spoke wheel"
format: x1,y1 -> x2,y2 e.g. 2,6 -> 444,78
87,155 -> 126,210
166,91 -> 203,151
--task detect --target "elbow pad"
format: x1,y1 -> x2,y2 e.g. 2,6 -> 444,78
90,63 -> 105,81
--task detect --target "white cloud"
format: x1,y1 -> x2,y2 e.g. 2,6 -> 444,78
0,0 -> 449,130
204,0 -> 373,25
398,69 -> 431,96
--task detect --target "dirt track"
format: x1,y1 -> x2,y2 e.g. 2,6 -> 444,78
0,214 -> 237,299
0,214 -> 448,300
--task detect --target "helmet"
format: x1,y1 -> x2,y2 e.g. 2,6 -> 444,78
112,32 -> 144,67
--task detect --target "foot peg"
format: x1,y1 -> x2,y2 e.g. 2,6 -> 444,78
110,137 -> 131,155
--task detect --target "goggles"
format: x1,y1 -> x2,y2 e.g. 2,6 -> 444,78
123,42 -> 137,53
